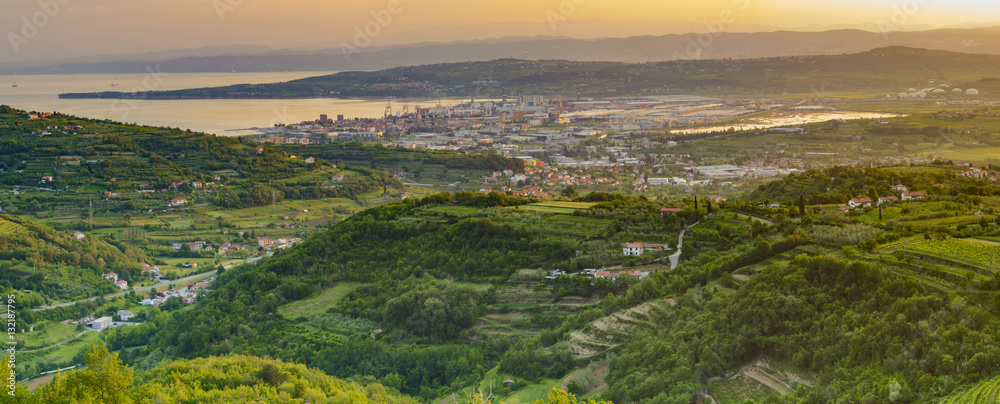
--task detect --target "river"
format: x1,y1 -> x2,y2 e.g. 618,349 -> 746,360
0,72 -> 463,135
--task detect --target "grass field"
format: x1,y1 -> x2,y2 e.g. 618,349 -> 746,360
21,322 -> 81,350
21,331 -> 101,376
929,147 -> 1000,162
516,202 -> 597,215
277,282 -> 361,318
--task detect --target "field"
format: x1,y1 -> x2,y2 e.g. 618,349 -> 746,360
708,358 -> 815,404
277,282 -> 362,319
939,375 -> 1000,404
0,216 -> 28,234
20,330 -> 102,377
879,237 -> 1000,277
931,147 -> 1000,163
517,202 -> 596,214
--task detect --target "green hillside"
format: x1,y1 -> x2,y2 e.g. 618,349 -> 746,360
58,47 -> 1000,99
0,214 -> 150,306
94,162 -> 1000,404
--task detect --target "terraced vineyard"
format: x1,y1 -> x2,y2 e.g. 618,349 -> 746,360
0,216 -> 28,234
900,214 -> 997,229
939,375 -> 1000,403
900,238 -> 1000,271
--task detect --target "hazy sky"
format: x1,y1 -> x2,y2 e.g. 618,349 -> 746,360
3,0 -> 1000,61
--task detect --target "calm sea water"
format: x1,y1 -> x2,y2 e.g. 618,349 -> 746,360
0,72 -> 456,135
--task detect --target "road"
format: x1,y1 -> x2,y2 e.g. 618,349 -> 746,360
31,255 -> 268,312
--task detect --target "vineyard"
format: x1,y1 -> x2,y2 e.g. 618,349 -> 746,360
939,375 -> 1000,403
900,214 -> 996,229
0,216 -> 28,234
894,238 -> 1000,270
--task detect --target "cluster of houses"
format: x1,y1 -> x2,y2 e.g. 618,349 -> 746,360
256,237 -> 303,250
101,272 -> 129,291
959,165 -> 1000,181
168,238 -> 299,255
843,184 -> 925,212
543,268 -> 650,280
140,263 -> 162,278
477,186 -> 551,198
141,282 -> 211,307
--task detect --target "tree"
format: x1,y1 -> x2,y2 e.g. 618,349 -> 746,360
868,188 -> 882,222
560,186 -> 579,199
33,342 -> 143,403
797,195 -> 806,217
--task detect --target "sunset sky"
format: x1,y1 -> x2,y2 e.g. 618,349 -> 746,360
3,0 -> 1000,61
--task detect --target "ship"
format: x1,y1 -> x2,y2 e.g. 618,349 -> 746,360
10,84 -> 17,88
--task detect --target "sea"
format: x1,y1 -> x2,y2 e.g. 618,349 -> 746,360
0,72 -> 904,136
0,72 -> 458,136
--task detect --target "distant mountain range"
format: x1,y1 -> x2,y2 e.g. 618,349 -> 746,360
10,27 -> 1000,75
59,47 -> 1000,100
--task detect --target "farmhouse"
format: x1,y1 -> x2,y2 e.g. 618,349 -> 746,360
102,272 -> 118,282
185,241 -> 206,250
892,184 -> 908,192
902,191 -> 926,201
622,242 -> 646,256
878,196 -> 898,205
848,198 -> 873,208
167,198 -> 188,207
115,280 -> 128,290
660,208 -> 684,217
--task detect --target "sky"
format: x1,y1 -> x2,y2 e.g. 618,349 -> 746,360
3,0 -> 1000,62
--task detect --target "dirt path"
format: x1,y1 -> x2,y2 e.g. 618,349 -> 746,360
744,368 -> 790,394
437,393 -> 458,404
781,371 -> 814,388
27,374 -> 59,391
733,274 -> 751,282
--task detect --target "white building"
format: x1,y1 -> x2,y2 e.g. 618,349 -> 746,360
622,242 -> 646,256
89,317 -> 114,330
848,198 -> 873,208
115,280 -> 128,291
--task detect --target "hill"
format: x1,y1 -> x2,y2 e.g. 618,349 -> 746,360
14,342 -> 419,403
0,214 -> 151,306
59,47 -> 1000,100
15,27 -> 1000,74
91,161 -> 1000,403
